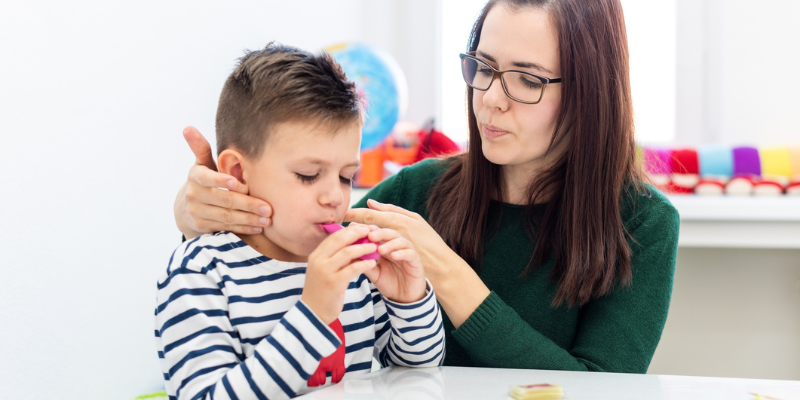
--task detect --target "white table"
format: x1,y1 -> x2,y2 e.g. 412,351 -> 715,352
295,366 -> 800,400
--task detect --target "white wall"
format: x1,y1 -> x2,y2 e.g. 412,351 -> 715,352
0,1 -> 436,399
675,0 -> 800,146
654,0 -> 800,380
649,248 -> 800,380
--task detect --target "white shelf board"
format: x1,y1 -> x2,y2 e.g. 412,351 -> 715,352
667,195 -> 800,249
351,189 -> 800,249
666,194 -> 800,222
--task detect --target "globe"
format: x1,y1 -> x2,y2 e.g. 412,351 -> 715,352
326,42 -> 408,150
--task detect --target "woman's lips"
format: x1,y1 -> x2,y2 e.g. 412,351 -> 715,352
482,124 -> 510,139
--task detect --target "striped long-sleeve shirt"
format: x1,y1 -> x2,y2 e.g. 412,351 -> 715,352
155,232 -> 445,400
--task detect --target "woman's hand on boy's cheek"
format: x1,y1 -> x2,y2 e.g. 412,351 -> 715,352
177,126 -> 273,238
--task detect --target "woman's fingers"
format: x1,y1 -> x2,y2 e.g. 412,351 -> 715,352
188,199 -> 270,230
187,163 -> 243,193
344,207 -> 403,230
192,218 -> 264,235
189,182 -> 271,219
183,126 -> 218,172
367,199 -> 425,222
345,200 -> 425,231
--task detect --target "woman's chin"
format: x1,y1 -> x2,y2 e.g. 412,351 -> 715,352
481,143 -> 512,165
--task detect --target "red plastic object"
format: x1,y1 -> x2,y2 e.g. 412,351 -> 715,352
671,149 -> 700,174
321,223 -> 380,260
307,319 -> 346,386
415,126 -> 461,162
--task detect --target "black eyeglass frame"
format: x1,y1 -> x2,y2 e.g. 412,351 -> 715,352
459,52 -> 562,104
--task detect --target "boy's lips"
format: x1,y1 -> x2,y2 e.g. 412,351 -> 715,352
316,221 -> 337,232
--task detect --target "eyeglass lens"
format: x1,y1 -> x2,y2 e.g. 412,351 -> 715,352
461,56 -> 545,103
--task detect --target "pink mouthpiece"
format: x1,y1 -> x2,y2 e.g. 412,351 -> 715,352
321,223 -> 380,261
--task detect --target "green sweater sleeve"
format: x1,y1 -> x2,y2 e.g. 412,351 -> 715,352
451,198 -> 680,373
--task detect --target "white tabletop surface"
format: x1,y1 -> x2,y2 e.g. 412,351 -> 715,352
295,366 -> 800,400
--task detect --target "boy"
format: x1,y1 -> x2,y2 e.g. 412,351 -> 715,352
155,43 -> 444,400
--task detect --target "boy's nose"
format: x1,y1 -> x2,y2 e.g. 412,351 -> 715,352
319,179 -> 344,208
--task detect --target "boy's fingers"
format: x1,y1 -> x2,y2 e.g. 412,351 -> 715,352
317,225 -> 371,255
341,259 -> 378,281
387,248 -> 418,263
330,243 -> 378,268
367,227 -> 401,244
362,263 -> 380,283
183,126 -> 218,172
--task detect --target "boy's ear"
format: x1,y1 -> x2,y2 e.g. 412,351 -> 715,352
218,149 -> 249,193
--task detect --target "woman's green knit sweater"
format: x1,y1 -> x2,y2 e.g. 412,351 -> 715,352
353,158 -> 680,373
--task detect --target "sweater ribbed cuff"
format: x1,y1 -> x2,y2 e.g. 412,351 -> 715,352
451,291 -> 504,347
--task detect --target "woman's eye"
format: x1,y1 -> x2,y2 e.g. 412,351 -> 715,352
296,173 -> 320,184
477,67 -> 493,76
522,77 -> 543,89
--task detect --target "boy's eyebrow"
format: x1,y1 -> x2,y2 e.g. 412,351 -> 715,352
294,157 -> 360,168
477,50 -> 555,75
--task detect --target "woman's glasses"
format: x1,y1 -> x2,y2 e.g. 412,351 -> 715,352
460,53 -> 561,104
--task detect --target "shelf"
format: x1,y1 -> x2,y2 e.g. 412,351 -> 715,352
667,195 -> 800,249
666,195 -> 800,222
351,189 -> 800,249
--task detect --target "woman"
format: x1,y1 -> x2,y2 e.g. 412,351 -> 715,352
174,0 -> 679,373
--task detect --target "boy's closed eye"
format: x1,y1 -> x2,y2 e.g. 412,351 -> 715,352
295,172 -> 356,186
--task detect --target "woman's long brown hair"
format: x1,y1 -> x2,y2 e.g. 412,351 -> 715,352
427,0 -> 643,307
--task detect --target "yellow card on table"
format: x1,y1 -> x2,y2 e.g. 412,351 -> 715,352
509,383 -> 564,400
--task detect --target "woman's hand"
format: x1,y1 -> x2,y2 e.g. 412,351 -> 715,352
175,127 -> 273,239
361,226 -> 427,304
345,199 -> 491,327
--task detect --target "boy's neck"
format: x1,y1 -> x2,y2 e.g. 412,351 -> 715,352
237,233 -> 308,263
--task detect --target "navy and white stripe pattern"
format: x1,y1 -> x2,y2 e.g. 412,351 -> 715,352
155,232 -> 444,400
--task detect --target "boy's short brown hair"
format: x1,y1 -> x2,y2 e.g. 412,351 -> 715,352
215,42 -> 363,158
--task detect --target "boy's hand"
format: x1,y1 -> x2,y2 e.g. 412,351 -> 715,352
362,226 -> 427,304
302,225 -> 379,324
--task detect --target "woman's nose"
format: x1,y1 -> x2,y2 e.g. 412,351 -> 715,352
480,76 -> 510,112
